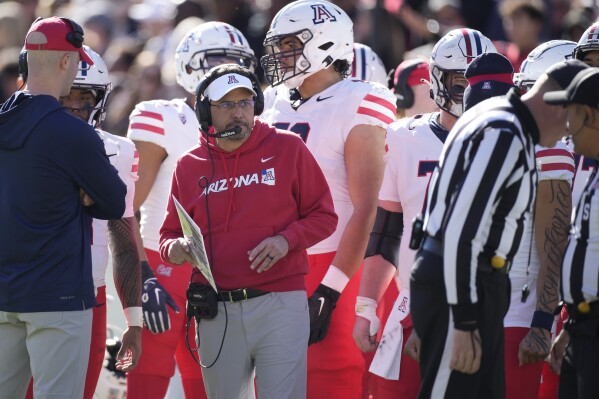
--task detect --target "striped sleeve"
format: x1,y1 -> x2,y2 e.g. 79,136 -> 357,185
352,83 -> 397,129
535,142 -> 575,183
127,102 -> 167,148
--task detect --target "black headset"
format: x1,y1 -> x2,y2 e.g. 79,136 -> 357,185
18,50 -> 28,80
195,65 -> 264,132
59,17 -> 85,49
20,17 -> 85,81
394,59 -> 425,110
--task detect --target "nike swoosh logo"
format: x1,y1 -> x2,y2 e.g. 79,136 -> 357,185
261,156 -> 275,163
154,288 -> 162,305
317,297 -> 325,316
316,95 -> 333,102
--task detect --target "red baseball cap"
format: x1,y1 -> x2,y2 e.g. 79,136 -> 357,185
24,17 -> 94,65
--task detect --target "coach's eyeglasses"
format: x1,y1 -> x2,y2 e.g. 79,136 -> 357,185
211,99 -> 254,111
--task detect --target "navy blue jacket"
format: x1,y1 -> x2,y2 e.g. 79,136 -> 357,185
0,92 -> 126,312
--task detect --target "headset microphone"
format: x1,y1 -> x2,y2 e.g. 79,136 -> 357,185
204,126 -> 242,139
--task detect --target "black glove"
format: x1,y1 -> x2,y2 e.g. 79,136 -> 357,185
308,283 -> 341,345
141,261 -> 180,334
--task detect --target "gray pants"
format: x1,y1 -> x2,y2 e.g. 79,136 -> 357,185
197,290 -> 309,399
0,309 -> 92,399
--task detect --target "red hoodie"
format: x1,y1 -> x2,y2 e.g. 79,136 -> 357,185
159,119 -> 337,292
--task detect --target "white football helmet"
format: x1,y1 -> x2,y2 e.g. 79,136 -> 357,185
514,40 -> 576,90
261,0 -> 354,88
573,22 -> 599,61
429,28 -> 496,117
93,337 -> 126,399
73,45 -> 111,128
351,43 -> 388,85
175,21 -> 257,94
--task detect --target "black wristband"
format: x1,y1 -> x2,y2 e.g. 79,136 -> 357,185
531,310 -> 554,331
140,260 -> 155,281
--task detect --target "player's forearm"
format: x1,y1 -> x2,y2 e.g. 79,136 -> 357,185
359,256 -> 397,302
132,216 -> 148,262
534,180 -> 571,314
108,217 -> 142,308
331,206 -> 378,278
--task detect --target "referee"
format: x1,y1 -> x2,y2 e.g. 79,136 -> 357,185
544,68 -> 599,399
409,61 -> 581,399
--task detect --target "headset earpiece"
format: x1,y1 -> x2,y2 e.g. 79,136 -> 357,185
195,66 -> 264,133
18,50 -> 28,80
395,60 -> 425,110
59,17 -> 84,49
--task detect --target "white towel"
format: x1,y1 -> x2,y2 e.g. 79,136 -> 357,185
369,291 -> 410,380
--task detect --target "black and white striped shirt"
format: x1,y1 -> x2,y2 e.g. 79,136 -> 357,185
423,90 -> 538,322
562,169 -> 599,306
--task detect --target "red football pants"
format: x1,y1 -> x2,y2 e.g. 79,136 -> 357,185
504,327 -> 544,399
306,252 -> 364,399
362,286 -> 421,399
126,249 -> 206,399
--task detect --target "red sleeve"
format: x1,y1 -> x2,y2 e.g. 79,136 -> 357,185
277,137 -> 338,251
159,164 -> 184,263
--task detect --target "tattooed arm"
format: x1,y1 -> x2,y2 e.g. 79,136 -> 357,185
108,217 -> 142,308
108,216 -> 142,371
518,179 -> 571,365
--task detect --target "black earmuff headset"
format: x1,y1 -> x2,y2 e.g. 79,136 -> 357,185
18,50 -> 28,81
20,17 -> 85,82
195,65 -> 264,133
59,17 -> 85,49
394,59 -> 425,110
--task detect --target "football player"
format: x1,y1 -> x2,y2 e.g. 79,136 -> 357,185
260,1 -> 396,397
351,43 -> 388,85
572,21 -> 599,67
126,21 -> 257,399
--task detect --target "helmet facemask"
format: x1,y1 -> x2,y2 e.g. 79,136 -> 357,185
430,66 -> 467,118
261,29 -> 314,88
69,47 -> 111,128
184,48 -> 257,81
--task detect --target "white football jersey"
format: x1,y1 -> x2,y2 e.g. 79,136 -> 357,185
92,130 -> 138,289
262,79 -> 396,254
127,99 -> 200,251
505,141 -> 574,328
379,113 -> 448,289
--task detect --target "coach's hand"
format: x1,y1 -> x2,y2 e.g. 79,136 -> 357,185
167,237 -> 194,265
248,234 -> 289,273
308,284 -> 341,345
450,328 -> 481,374
518,327 -> 551,365
141,261 -> 180,334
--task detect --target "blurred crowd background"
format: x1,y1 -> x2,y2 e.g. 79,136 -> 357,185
1,0 -> 597,136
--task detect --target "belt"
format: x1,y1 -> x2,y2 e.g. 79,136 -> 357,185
422,235 -> 443,256
421,235 -> 510,273
218,288 -> 269,303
